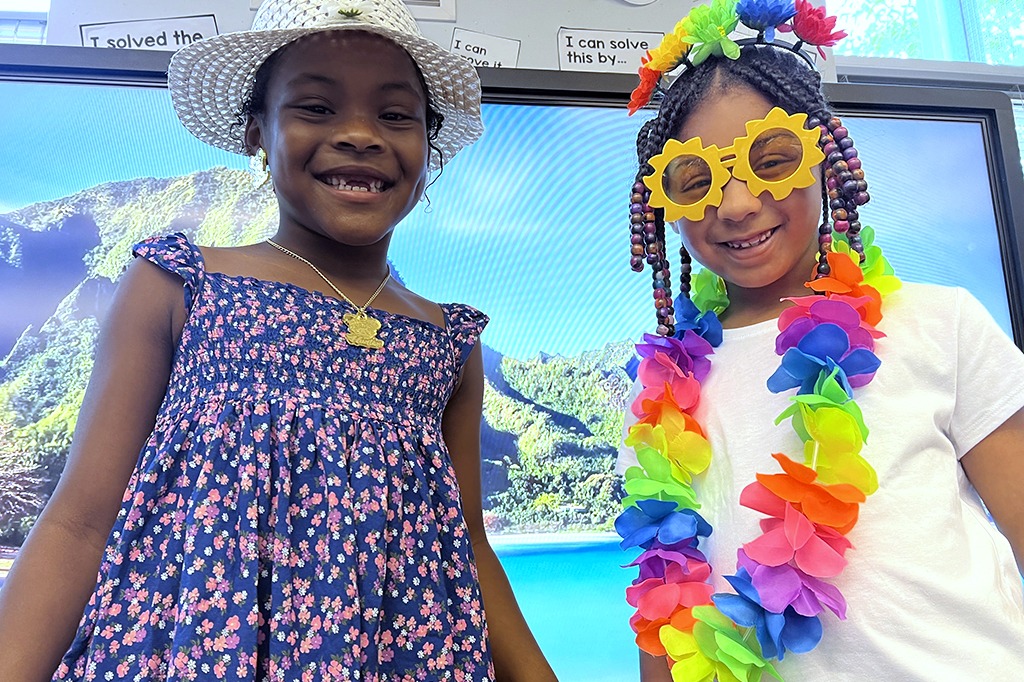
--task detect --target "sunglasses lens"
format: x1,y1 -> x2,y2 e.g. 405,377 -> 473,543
749,129 -> 805,183
663,155 -> 713,207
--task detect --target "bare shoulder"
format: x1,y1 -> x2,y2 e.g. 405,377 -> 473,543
387,281 -> 448,329
119,255 -> 189,327
195,243 -> 268,277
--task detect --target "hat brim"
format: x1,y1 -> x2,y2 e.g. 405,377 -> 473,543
168,24 -> 482,171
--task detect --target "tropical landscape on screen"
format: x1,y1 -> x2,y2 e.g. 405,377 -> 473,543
0,81 -> 1012,553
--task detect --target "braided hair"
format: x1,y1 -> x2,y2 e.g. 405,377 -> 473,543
630,46 -> 869,336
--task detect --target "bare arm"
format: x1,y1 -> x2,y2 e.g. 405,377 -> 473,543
442,343 -> 557,682
0,259 -> 184,681
960,405 -> 1024,573
640,650 -> 674,681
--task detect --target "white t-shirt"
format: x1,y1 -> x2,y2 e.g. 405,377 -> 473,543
617,282 -> 1024,680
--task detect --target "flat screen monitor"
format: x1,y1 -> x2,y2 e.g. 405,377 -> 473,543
1,45 -> 1022,681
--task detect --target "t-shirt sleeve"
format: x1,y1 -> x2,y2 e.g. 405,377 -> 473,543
949,287 -> 1024,457
615,377 -> 644,474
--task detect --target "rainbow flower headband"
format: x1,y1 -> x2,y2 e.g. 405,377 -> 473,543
628,0 -> 848,115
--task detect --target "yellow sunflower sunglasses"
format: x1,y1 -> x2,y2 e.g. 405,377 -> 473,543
643,108 -> 825,222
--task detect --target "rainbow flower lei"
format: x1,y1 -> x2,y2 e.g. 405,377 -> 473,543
615,228 -> 901,680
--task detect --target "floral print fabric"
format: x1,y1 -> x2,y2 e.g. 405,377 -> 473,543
54,233 -> 493,682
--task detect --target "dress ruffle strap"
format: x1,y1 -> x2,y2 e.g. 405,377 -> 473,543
132,232 -> 206,310
443,303 -> 489,369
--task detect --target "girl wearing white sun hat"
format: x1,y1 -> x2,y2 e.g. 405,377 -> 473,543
168,0 -> 483,170
0,1 -> 555,680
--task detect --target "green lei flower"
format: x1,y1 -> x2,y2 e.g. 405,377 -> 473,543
691,268 -> 730,315
681,0 -> 742,65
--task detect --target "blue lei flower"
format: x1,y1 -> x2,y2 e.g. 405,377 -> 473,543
713,567 -> 823,659
674,295 -> 724,348
615,499 -> 712,551
766,323 -> 880,395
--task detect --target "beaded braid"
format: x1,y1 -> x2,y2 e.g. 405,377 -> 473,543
814,114 -> 870,264
629,46 -> 871,331
630,179 -> 677,336
630,66 -> 725,332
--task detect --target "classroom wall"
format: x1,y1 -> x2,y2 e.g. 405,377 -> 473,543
41,0 -> 711,74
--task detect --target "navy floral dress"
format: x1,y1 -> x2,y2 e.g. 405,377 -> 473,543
55,233 -> 494,682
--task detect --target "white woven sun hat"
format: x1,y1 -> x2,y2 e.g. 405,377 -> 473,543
167,0 -> 483,170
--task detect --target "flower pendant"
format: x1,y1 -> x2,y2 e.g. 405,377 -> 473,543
343,311 -> 384,349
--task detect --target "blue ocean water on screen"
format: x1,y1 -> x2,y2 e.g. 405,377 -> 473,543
493,537 -> 640,682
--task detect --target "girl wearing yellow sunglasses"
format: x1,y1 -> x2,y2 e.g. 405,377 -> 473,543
616,2 -> 1024,681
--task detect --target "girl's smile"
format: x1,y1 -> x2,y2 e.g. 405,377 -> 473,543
316,170 -> 388,194
721,226 -> 778,251
314,165 -> 391,197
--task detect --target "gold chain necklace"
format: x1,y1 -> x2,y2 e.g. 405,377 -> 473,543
267,239 -> 390,350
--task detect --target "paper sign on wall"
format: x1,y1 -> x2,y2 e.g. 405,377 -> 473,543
557,27 -> 661,74
450,28 -> 520,68
79,15 -> 219,51
45,0 -> 256,49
